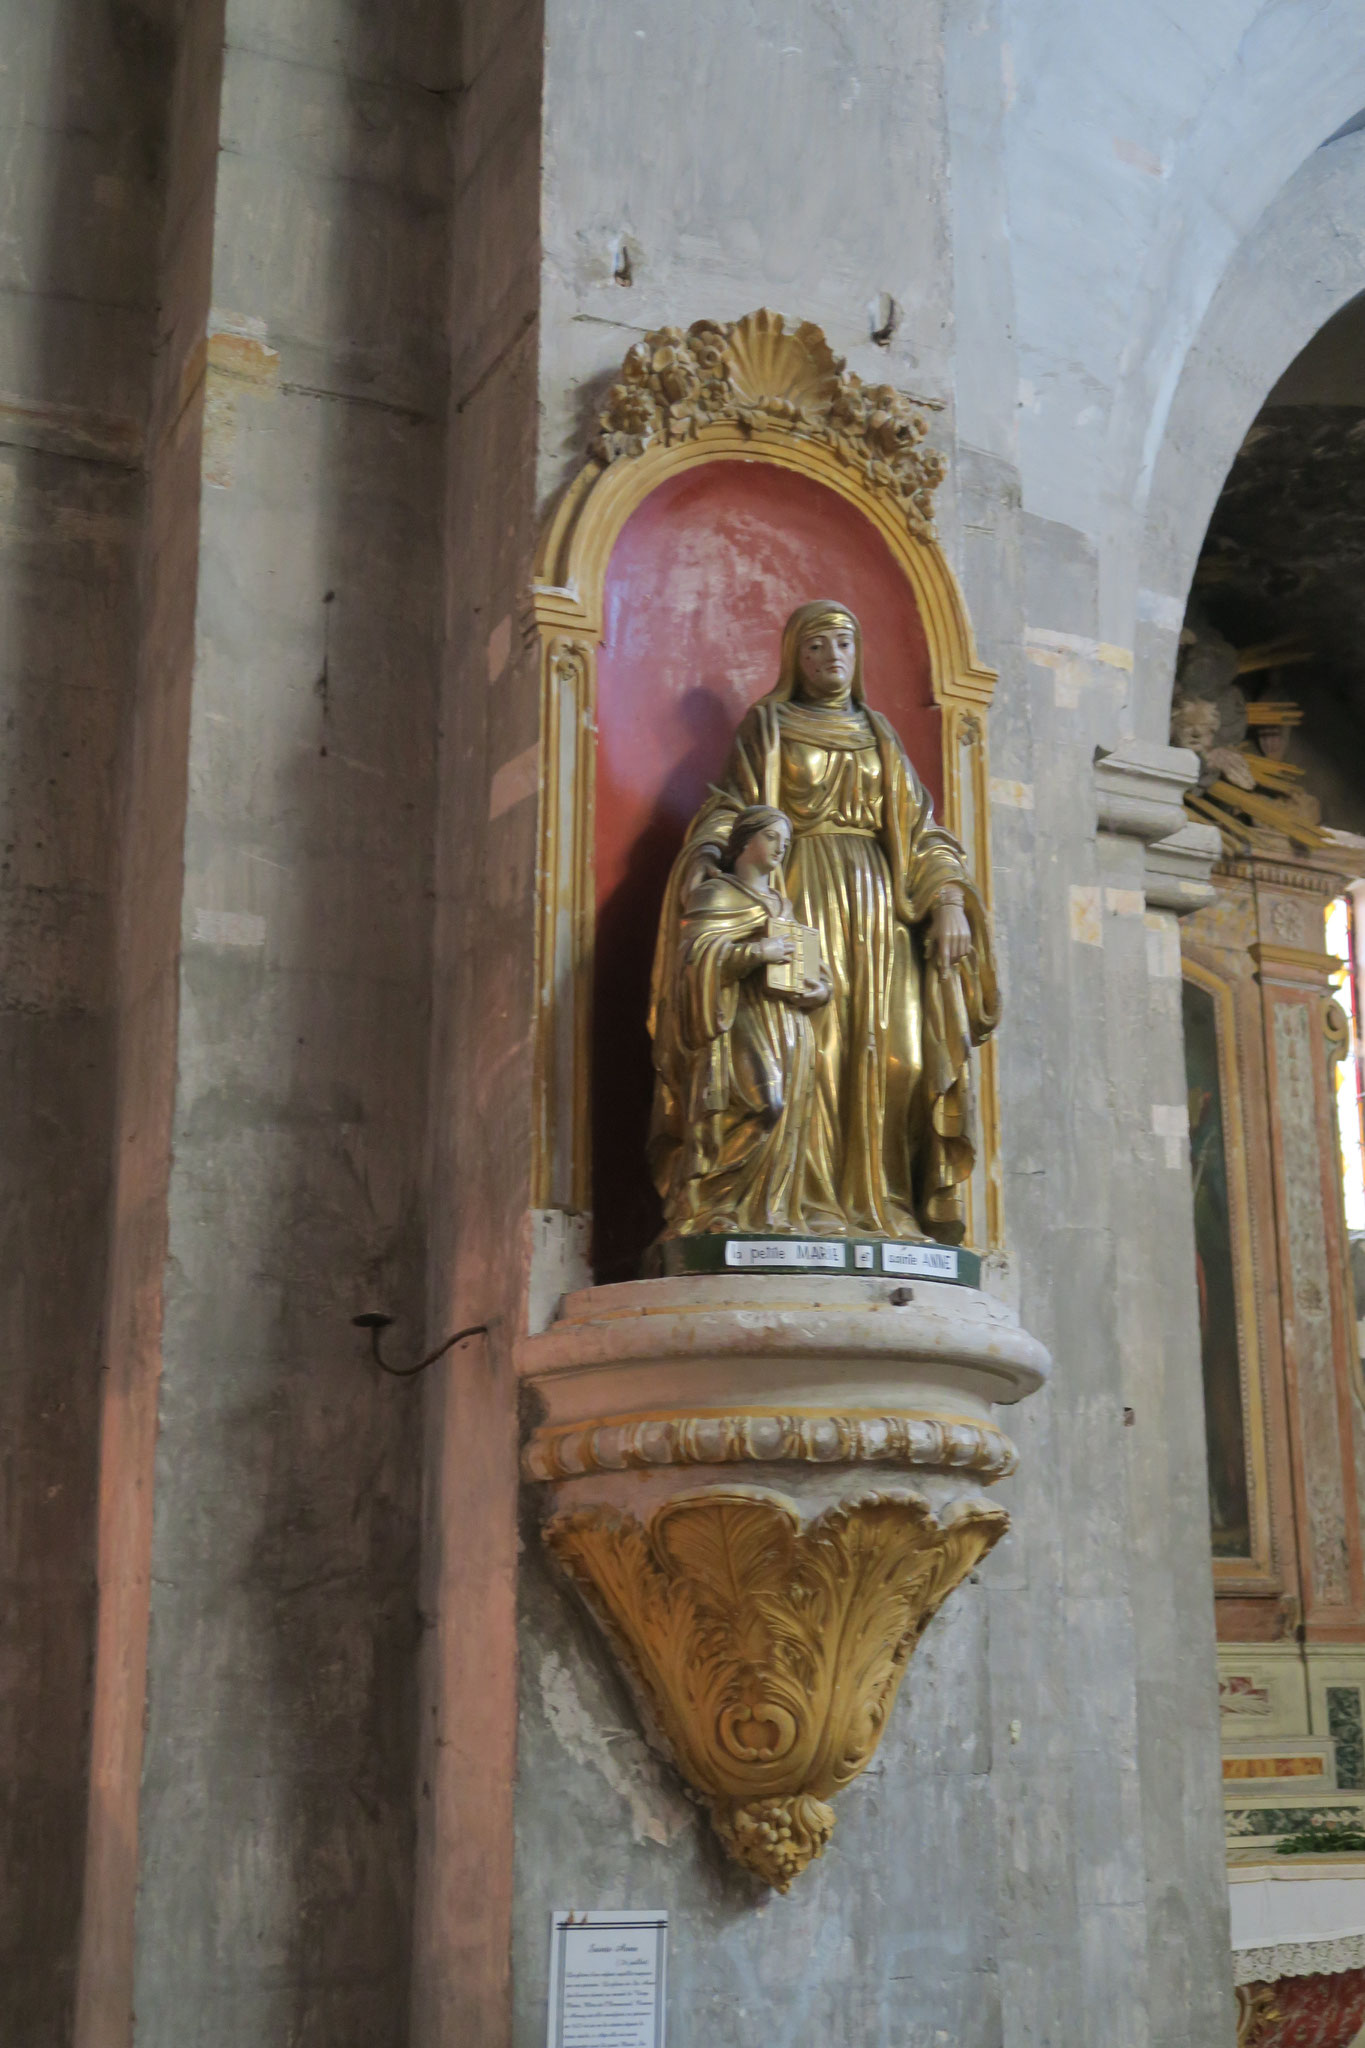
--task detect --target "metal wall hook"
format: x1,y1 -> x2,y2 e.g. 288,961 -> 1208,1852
352,1312 -> 489,1380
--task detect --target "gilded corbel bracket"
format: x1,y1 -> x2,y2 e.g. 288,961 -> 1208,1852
545,1484 -> 1006,1890
521,1255 -> 1050,1889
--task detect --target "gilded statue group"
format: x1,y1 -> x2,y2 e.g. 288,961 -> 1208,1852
648,601 -> 999,1248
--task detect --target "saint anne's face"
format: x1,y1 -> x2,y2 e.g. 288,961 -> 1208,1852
797,625 -> 857,701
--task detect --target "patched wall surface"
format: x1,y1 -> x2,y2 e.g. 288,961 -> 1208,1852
10,5 -> 1365,2047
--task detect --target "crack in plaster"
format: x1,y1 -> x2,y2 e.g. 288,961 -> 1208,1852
537,1650 -> 691,1850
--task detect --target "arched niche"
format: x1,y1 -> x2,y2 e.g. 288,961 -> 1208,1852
593,463 -> 937,1278
531,312 -> 1001,1277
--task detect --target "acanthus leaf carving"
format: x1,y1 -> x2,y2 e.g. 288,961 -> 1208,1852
592,308 -> 946,543
544,1485 -> 1006,1890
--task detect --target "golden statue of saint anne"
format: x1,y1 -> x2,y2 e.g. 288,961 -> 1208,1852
649,600 -> 998,1245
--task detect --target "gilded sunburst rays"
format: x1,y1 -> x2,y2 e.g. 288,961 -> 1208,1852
592,309 -> 945,541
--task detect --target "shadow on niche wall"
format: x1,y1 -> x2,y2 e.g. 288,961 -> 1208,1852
0,4 -> 183,2040
593,686 -> 738,1281
126,16 -> 458,2045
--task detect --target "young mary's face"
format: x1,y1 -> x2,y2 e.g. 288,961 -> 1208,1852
797,625 -> 857,701
740,820 -> 791,876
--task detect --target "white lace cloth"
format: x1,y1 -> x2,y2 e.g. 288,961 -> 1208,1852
1234,1932 -> 1365,1987
1231,1865 -> 1365,1985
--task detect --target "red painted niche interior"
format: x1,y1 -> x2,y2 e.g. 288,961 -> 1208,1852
592,459 -> 938,1282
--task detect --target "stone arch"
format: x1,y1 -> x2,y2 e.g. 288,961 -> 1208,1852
1134,129 -> 1365,739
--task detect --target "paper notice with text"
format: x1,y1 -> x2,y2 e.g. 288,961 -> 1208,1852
546,1911 -> 668,2048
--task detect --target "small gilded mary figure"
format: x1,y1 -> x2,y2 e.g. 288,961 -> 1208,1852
650,599 -> 999,1244
657,805 -> 831,1236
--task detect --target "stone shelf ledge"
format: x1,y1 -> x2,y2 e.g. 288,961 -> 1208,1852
518,1274 -> 1051,1493
1093,740 -> 1220,913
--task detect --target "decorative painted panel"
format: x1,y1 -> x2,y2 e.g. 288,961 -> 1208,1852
1328,1686 -> 1365,1792
1273,1001 -> 1351,1608
1182,953 -> 1276,1584
1186,974 -> 1253,1557
1219,1647 -> 1311,1740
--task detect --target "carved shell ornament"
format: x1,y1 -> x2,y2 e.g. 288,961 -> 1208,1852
592,308 -> 947,542
546,1486 -> 1006,1890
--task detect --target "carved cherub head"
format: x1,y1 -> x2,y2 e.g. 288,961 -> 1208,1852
1170,694 -> 1221,755
1170,689 -> 1259,792
1172,611 -> 1248,757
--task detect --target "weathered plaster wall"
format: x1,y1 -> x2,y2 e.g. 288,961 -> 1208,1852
127,5 -> 456,2042
410,2 -> 543,2044
1269,289 -> 1365,407
985,97 -> 1365,2048
0,8 -> 188,2042
537,0 -> 955,498
514,1547 -> 1001,2044
75,7 -> 227,2039
1000,0 -> 1365,658
499,2 -> 1365,2044
2,3 -> 1363,2044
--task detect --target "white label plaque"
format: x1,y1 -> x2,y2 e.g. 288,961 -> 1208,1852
723,1239 -> 846,1270
547,1911 -> 667,2048
882,1242 -> 959,1280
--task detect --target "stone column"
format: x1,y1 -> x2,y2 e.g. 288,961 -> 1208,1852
122,8 -> 459,2044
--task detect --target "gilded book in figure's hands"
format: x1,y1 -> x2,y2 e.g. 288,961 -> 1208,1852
764,916 -> 823,994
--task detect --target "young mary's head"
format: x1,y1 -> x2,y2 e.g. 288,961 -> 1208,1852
722,805 -> 792,881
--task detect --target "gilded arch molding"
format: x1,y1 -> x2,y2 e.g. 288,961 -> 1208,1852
530,309 -> 1002,1244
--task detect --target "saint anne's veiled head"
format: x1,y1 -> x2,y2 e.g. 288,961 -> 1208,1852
769,600 -> 865,705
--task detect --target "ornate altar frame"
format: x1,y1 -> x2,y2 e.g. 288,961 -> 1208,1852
529,310 -> 1003,1249
1183,848 -> 1365,1639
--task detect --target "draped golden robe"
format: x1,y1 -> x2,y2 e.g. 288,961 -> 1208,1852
659,870 -> 821,1236
650,698 -> 998,1243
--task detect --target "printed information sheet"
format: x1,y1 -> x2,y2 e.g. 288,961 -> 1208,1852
546,1911 -> 668,2048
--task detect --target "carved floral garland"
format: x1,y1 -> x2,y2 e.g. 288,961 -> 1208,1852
592,309 -> 946,542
